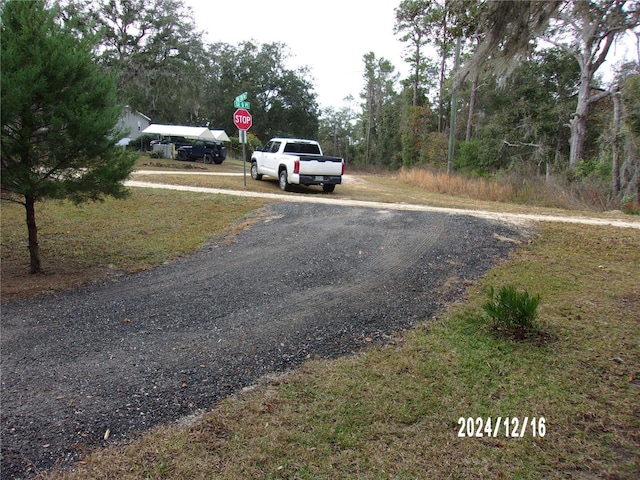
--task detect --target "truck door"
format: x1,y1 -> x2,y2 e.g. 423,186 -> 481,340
192,140 -> 204,159
263,141 -> 281,175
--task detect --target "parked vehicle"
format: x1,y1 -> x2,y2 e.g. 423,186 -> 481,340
176,140 -> 227,164
150,136 -> 192,149
250,138 -> 344,192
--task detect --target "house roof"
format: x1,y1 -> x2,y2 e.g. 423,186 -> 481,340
210,130 -> 230,142
142,124 -> 230,142
123,105 -> 151,122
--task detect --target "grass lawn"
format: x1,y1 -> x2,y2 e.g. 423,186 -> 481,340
0,189 -> 268,299
2,163 -> 638,478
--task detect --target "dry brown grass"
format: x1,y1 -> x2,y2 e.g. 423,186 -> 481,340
395,167 -> 620,212
396,167 -> 517,203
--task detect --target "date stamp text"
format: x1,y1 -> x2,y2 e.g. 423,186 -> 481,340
457,417 -> 546,438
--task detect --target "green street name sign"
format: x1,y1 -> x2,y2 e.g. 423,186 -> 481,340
234,92 -> 250,109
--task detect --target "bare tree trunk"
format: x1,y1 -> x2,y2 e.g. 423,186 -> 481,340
374,80 -> 383,165
465,68 -> 479,141
549,126 -> 564,183
546,161 -> 552,181
438,52 -> 446,133
25,194 -> 42,274
413,43 -> 420,108
437,8 -> 448,133
612,84 -> 621,197
447,37 -> 461,175
365,93 -> 372,167
569,67 -> 591,169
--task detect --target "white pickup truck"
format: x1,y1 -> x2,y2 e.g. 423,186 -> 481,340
250,138 -> 344,193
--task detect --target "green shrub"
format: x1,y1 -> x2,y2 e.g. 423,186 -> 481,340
575,158 -> 612,180
455,127 -> 508,174
482,285 -> 541,336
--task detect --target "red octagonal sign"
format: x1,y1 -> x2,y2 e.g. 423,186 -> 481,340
233,108 -> 252,131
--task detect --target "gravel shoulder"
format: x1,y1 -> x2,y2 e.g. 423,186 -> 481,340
1,202 -> 526,478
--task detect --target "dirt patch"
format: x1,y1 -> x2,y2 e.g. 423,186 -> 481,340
1,261 -> 117,301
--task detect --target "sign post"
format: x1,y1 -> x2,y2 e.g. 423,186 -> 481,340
233,105 -> 252,186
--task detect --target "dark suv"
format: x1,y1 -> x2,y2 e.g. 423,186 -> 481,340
176,140 -> 227,164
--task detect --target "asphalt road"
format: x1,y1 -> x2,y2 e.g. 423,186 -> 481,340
1,202 -> 525,478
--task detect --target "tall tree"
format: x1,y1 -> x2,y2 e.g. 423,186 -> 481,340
1,0 -> 135,274
457,0 -> 639,169
458,0 -> 563,81
59,2 -> 320,138
360,52 -> 399,166
205,41 -> 319,142
394,0 -> 434,108
456,48 -> 580,175
395,0 -> 449,131
445,1 -> 486,141
618,69 -> 640,200
318,98 -> 357,163
543,0 -> 640,168
70,0 -> 209,123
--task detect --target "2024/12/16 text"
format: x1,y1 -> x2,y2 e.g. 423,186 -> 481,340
458,417 -> 546,438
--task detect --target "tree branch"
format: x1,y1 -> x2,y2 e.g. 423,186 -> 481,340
503,140 -> 543,148
593,31 -> 616,71
588,89 -> 612,104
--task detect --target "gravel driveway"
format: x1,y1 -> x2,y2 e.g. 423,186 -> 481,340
1,202 -> 525,478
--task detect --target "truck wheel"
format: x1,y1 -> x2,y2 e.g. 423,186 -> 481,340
214,157 -> 224,165
203,153 -> 212,164
251,162 -> 262,181
279,169 -> 290,191
322,184 -> 336,193
177,150 -> 187,161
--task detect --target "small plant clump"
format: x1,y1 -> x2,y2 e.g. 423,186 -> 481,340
482,284 -> 541,337
621,197 -> 640,215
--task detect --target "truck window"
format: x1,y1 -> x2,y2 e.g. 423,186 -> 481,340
284,142 -> 320,155
271,142 -> 281,153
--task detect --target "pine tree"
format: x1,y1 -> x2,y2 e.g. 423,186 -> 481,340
1,0 -> 136,274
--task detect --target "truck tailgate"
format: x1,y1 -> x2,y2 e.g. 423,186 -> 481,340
297,156 -> 343,175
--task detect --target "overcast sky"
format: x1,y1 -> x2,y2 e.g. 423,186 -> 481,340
185,0 -> 410,110
184,0 -> 638,111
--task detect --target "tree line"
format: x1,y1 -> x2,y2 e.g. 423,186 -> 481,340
320,0 -> 639,205
58,0 -> 320,142
55,0 -> 640,205
2,0 -> 639,274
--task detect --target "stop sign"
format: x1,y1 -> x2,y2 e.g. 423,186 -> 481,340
233,108 -> 252,130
